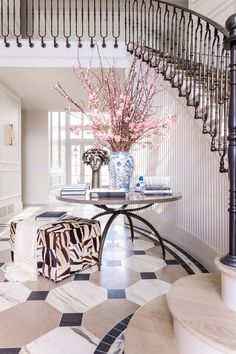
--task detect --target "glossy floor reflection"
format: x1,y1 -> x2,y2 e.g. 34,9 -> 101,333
0,204 -> 207,354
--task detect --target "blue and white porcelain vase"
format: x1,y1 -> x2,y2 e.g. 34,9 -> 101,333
108,151 -> 134,192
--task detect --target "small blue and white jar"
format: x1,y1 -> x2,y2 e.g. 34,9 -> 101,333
108,151 -> 134,192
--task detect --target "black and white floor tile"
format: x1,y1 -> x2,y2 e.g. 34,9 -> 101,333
0,206 -> 208,354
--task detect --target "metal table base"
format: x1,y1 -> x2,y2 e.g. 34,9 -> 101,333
92,203 -> 166,270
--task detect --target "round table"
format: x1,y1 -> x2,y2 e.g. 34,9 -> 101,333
57,192 -> 182,270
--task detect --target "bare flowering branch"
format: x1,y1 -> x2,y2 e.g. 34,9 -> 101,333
55,53 -> 176,152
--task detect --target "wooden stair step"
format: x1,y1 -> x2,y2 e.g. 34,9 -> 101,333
167,273 -> 236,354
124,294 -> 179,354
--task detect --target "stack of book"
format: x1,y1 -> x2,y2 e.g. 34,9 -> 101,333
35,211 -> 67,221
60,184 -> 86,196
142,185 -> 172,196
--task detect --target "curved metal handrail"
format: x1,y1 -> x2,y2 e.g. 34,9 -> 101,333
152,0 -> 228,37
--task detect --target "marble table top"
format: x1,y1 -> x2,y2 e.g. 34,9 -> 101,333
57,191 -> 182,206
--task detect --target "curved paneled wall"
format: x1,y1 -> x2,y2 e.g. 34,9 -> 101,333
132,76 -> 229,258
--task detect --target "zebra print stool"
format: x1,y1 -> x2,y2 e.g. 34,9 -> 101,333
10,216 -> 101,282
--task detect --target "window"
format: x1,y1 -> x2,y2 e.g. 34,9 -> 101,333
49,111 -> 109,188
68,112 -> 109,187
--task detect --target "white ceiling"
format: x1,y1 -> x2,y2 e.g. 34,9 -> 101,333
0,67 -> 90,111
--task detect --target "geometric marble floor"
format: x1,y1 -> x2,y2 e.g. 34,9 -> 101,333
0,204 -> 208,354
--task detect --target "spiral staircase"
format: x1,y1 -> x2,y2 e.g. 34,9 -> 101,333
1,1 -> 236,353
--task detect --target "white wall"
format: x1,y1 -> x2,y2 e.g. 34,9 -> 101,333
189,0 -> 236,27
132,76 -> 229,266
0,83 -> 22,216
22,110 -> 50,204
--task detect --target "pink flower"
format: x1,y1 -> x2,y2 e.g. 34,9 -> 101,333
55,54 -> 176,151
70,125 -> 82,135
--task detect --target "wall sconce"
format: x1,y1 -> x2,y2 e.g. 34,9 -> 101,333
8,124 -> 15,146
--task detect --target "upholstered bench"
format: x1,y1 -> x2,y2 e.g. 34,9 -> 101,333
10,216 -> 101,282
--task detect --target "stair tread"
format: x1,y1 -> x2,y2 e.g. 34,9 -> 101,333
124,294 -> 179,354
167,273 -> 236,354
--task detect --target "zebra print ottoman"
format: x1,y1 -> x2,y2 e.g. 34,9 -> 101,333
10,216 -> 101,282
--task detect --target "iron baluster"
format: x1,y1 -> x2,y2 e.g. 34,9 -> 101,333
25,0 -> 34,47
171,6 -> 178,87
179,11 -> 186,96
38,0 -> 46,47
99,0 -> 108,48
210,30 -> 220,151
152,3 -> 161,68
202,24 -> 211,132
162,5 -> 169,74
131,0 -> 138,56
204,27 -> 213,134
140,0 -> 147,61
176,10 -> 184,90
163,5 -> 170,76
124,0 -> 128,48
157,4 -> 162,70
185,14 -> 193,99
186,13 -> 194,104
125,0 -> 132,53
75,0 -> 84,48
30,0 -> 35,47
131,0 -> 135,55
50,0 -> 59,48
135,0 -> 140,56
192,18 -> 202,110
1,0 -> 10,47
62,0 -> 72,48
168,7 -> 177,82
13,0 -> 21,47
138,0 -> 143,58
26,0 -> 28,44
87,0 -> 95,48
112,0 -> 120,48
149,0 -> 155,66
194,18 -> 203,118
142,0 -> 147,62
26,0 -> 34,48
147,0 -> 154,65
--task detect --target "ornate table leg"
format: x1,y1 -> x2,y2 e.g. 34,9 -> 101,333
126,211 -> 166,259
92,203 -> 166,270
97,212 -> 120,270
126,215 -> 134,242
